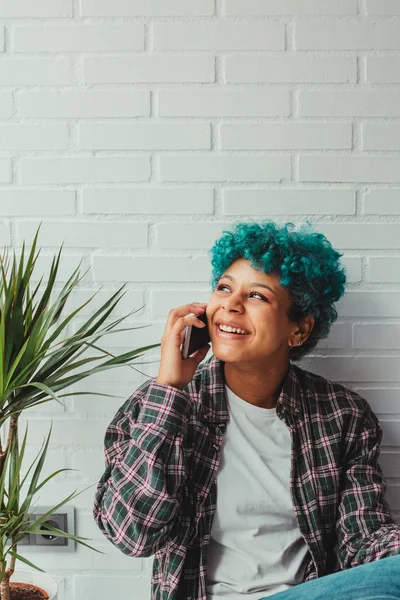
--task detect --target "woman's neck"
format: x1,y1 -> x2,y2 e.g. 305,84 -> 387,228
223,360 -> 290,409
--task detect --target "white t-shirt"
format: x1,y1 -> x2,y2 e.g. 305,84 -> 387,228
206,385 -> 310,600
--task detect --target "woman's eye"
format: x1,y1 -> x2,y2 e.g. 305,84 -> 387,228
249,292 -> 269,302
216,285 -> 268,302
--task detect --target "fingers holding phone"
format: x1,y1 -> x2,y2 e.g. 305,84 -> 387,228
156,303 -> 211,390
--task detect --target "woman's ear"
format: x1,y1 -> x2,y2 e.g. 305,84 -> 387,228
290,316 -> 315,347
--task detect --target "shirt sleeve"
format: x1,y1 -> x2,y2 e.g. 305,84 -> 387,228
93,378 -> 193,557
335,401 -> 400,569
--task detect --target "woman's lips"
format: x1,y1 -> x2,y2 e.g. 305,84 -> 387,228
215,325 -> 250,340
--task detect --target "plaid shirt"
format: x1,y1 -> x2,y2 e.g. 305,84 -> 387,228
94,356 -> 400,600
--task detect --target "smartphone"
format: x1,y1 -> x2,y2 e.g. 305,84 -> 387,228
181,312 -> 210,359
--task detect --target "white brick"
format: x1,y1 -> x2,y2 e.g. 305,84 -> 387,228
225,55 -> 356,83
71,384 -> 143,415
223,190 -> 356,215
0,124 -> 68,150
386,486 -> 400,511
81,0 -> 214,16
16,221 -> 148,250
82,188 -> 214,215
26,480 -> 95,509
159,155 -> 291,182
155,222 -> 227,250
303,357 -> 400,383
0,159 -> 11,183
0,190 -> 75,215
354,325 -> 400,350
158,89 -> 290,117
295,22 -> 400,50
75,542 -> 143,573
368,57 -> 400,84
78,513 -> 116,541
152,290 -> 210,317
14,24 -> 144,52
380,421 -> 400,447
31,254 -> 93,283
20,417 -> 111,447
369,258 -> 400,283
0,0 -> 72,17
362,123 -> 400,151
25,397 -> 64,414
0,93 -> 12,119
0,57 -> 73,85
93,256 -> 210,283
18,91 -> 150,118
316,323 -> 347,350
21,538 -> 144,571
20,157 -> 150,184
81,364 -> 147,386
71,449 -> 108,479
154,22 -> 284,51
380,453 -> 400,478
84,56 -> 215,84
299,156 -> 400,183
220,123 -> 352,150
78,123 -> 211,150
364,190 -> 400,215
299,91 -> 400,117
341,257 -> 362,283
84,320 -> 164,349
317,224 -> 400,250
225,0 -> 357,15
21,449 -> 68,482
65,289 -> 145,317
0,223 -> 11,245
354,389 -> 400,415
75,576 -> 150,599
366,0 -> 400,15
338,292 -> 400,318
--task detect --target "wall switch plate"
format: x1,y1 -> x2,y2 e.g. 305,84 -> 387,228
19,506 -> 76,552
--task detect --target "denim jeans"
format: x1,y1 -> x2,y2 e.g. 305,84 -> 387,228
260,554 -> 400,600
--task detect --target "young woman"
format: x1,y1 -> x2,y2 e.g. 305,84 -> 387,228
94,221 -> 400,600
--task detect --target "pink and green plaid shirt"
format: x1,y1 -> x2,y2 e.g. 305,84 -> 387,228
94,356 -> 400,600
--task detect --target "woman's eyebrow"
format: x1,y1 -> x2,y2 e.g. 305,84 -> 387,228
220,274 -> 277,296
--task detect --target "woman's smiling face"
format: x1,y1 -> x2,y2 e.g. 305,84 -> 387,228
206,258 -> 300,366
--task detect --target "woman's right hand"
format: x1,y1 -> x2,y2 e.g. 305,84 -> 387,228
156,302 -> 210,390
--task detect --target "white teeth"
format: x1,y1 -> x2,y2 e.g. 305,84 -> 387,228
218,324 -> 248,335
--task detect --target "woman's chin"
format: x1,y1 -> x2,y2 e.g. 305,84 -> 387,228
211,344 -> 243,363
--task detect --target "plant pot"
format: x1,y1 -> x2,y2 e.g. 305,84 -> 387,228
10,570 -> 58,600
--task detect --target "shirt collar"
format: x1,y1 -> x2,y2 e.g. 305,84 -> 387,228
199,355 -> 303,424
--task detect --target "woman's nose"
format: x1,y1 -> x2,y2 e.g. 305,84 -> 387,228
222,294 -> 244,312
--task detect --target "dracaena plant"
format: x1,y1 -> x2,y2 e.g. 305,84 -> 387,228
0,229 -> 159,600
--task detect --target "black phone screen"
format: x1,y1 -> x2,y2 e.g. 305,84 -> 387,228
181,312 -> 210,359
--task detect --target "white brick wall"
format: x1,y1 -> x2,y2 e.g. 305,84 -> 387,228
18,91 -> 151,118
2,2 -> 400,598
13,25 -> 146,52
225,55 -> 357,83
83,56 -> 215,83
0,0 -> 73,18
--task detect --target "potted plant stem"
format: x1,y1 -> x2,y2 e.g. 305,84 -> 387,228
0,229 -> 159,599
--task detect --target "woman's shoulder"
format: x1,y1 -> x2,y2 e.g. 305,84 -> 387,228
292,362 -> 372,417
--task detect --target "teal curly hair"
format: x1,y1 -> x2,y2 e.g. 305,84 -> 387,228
209,221 -> 346,361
